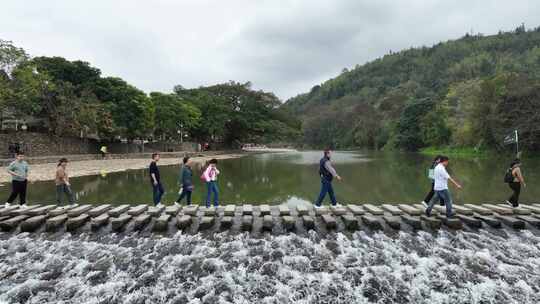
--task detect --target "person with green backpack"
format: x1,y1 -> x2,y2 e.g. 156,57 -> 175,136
505,159 -> 526,207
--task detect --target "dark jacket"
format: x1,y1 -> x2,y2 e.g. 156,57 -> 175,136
180,165 -> 193,190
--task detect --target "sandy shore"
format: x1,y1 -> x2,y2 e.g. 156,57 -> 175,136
0,153 -> 245,186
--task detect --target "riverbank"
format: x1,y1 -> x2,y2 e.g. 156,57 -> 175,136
0,152 -> 245,186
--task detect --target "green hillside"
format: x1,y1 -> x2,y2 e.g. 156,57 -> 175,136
284,25 -> 540,152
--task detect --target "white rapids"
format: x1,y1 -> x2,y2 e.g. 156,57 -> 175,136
0,229 -> 539,304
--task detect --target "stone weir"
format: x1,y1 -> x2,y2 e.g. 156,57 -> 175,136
1,203 -> 540,236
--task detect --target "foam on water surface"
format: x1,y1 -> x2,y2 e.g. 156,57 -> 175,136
0,229 -> 539,304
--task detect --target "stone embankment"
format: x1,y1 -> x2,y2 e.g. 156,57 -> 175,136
1,203 -> 540,235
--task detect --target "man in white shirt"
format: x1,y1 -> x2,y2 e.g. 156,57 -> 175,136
425,156 -> 462,218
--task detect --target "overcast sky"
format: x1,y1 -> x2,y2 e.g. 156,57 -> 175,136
2,0 -> 540,100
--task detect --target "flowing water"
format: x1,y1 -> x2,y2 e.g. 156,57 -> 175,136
2,151 -> 540,206
0,229 -> 539,303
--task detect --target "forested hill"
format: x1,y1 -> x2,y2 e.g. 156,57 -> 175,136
284,25 -> 540,152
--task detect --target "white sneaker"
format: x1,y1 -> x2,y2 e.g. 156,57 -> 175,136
69,203 -> 78,208
421,201 -> 428,208
21,204 -> 28,209
504,200 -> 514,207
4,202 -> 11,208
174,202 -> 180,207
157,203 -> 164,208
314,205 -> 322,209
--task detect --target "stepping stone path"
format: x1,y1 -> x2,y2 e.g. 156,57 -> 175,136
242,215 -> 253,231
495,204 -> 532,215
127,205 -> 148,216
46,215 -> 68,231
517,215 -> 540,228
473,215 -> 501,228
201,207 -> 216,216
315,206 -> 330,215
68,205 -> 92,217
242,205 -> 253,215
199,216 -> 215,230
482,204 -> 513,215
321,214 -> 337,229
398,205 -> 422,216
521,204 -> 540,214
153,214 -> 171,231
464,204 -> 493,215
381,204 -> 402,216
383,216 -> 401,230
456,214 -> 482,228
400,215 -> 422,229
133,214 -> 152,230
262,215 -> 273,231
436,215 -> 463,229
176,215 -> 192,229
88,205 -> 112,217
108,205 -> 130,217
296,205 -> 309,216
282,216 -> 295,231
302,215 -> 315,230
421,215 -> 441,229
259,204 -> 271,216
494,214 -> 525,229
347,205 -> 365,215
111,214 -> 132,231
0,206 -> 19,216
0,215 -> 30,230
28,205 -> 56,217
330,205 -> 348,216
224,205 -> 236,216
21,215 -> 48,232
279,205 -> 290,216
183,205 -> 199,216
341,215 -> 358,230
221,216 -> 233,229
361,215 -> 383,230
147,206 -> 164,217
91,214 -> 109,229
165,205 -> 181,216
66,214 -> 90,231
363,204 -> 384,215
453,205 -> 474,215
11,205 -> 41,216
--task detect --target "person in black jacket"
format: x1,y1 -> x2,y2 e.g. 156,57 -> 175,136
174,156 -> 194,206
315,149 -> 342,207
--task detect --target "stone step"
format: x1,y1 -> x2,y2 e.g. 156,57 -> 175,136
66,214 -> 90,231
262,215 -> 273,231
224,205 -> 236,216
27,205 -> 57,217
279,205 -> 290,216
183,205 -> 199,216
347,204 -> 365,215
108,205 -> 130,217
436,215 -> 463,229
282,216 -> 296,231
153,214 -> 171,231
315,206 -> 330,215
494,214 -> 525,229
363,204 -> 384,215
111,214 -> 132,231
67,205 -> 92,217
517,215 -> 540,228
176,215 -> 192,229
398,205 -> 422,216
321,214 -> 337,229
361,215 -> 383,230
330,205 -> 348,216
133,214 -> 152,231
296,205 -> 309,216
20,215 -> 48,232
165,205 -> 181,216
383,216 -> 401,230
421,216 -> 441,229
453,205 -> 474,215
400,215 -> 422,229
259,204 -> 271,216
0,206 -> 19,216
473,215 -> 501,228
0,215 -> 30,230
11,205 -> 42,216
199,216 -> 215,230
201,207 -> 217,216
242,204 -> 253,216
414,204 -> 430,213
482,204 -> 513,215
127,205 -> 148,216
302,215 -> 315,230
495,204 -> 532,215
341,215 -> 359,230
219,216 -> 232,229
91,214 -> 109,229
456,214 -> 482,228
521,204 -> 540,214
46,215 -> 69,231
463,204 -> 493,215
241,215 -> 253,231
381,204 -> 403,216
88,205 -> 112,217
147,206 -> 165,217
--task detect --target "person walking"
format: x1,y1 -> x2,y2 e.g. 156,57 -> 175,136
202,158 -> 220,208
421,155 -> 445,207
315,149 -> 342,207
100,146 -> 108,159
505,159 -> 526,207
4,152 -> 29,208
55,158 -> 77,207
425,156 -> 462,218
150,153 -> 165,207
174,156 -> 194,206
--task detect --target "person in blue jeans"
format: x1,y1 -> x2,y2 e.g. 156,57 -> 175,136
202,158 -> 220,207
315,149 -> 342,207
425,156 -> 462,218
149,153 -> 164,207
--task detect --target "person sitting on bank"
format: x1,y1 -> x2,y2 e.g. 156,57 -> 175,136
505,159 -> 526,208
4,152 -> 29,208
174,156 -> 194,206
315,149 -> 342,208
150,153 -> 165,207
55,158 -> 77,208
425,156 -> 462,218
202,158 -> 220,208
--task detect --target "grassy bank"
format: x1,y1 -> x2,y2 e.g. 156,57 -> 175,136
420,147 -> 492,158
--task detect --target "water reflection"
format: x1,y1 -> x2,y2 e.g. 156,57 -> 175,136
1,151 -> 538,205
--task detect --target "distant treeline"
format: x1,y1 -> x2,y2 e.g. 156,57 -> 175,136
285,25 -> 540,152
0,40 -> 301,145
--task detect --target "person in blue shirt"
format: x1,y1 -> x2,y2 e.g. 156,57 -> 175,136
174,156 -> 194,206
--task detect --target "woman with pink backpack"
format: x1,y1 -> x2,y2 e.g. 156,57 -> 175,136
201,158 -> 220,207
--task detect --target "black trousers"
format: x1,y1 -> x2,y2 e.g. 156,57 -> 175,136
508,182 -> 521,207
424,182 -> 444,205
6,180 -> 27,205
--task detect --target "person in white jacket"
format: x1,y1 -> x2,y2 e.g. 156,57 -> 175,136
203,158 -> 220,207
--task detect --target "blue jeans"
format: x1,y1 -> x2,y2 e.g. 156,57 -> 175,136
177,188 -> 192,205
427,189 -> 453,217
152,182 -> 165,205
56,184 -> 75,205
206,181 -> 219,207
315,178 -> 337,207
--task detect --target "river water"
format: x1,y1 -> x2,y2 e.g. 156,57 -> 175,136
0,229 -> 539,303
2,151 -> 539,206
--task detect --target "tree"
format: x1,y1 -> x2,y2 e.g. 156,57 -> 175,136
150,92 -> 201,140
